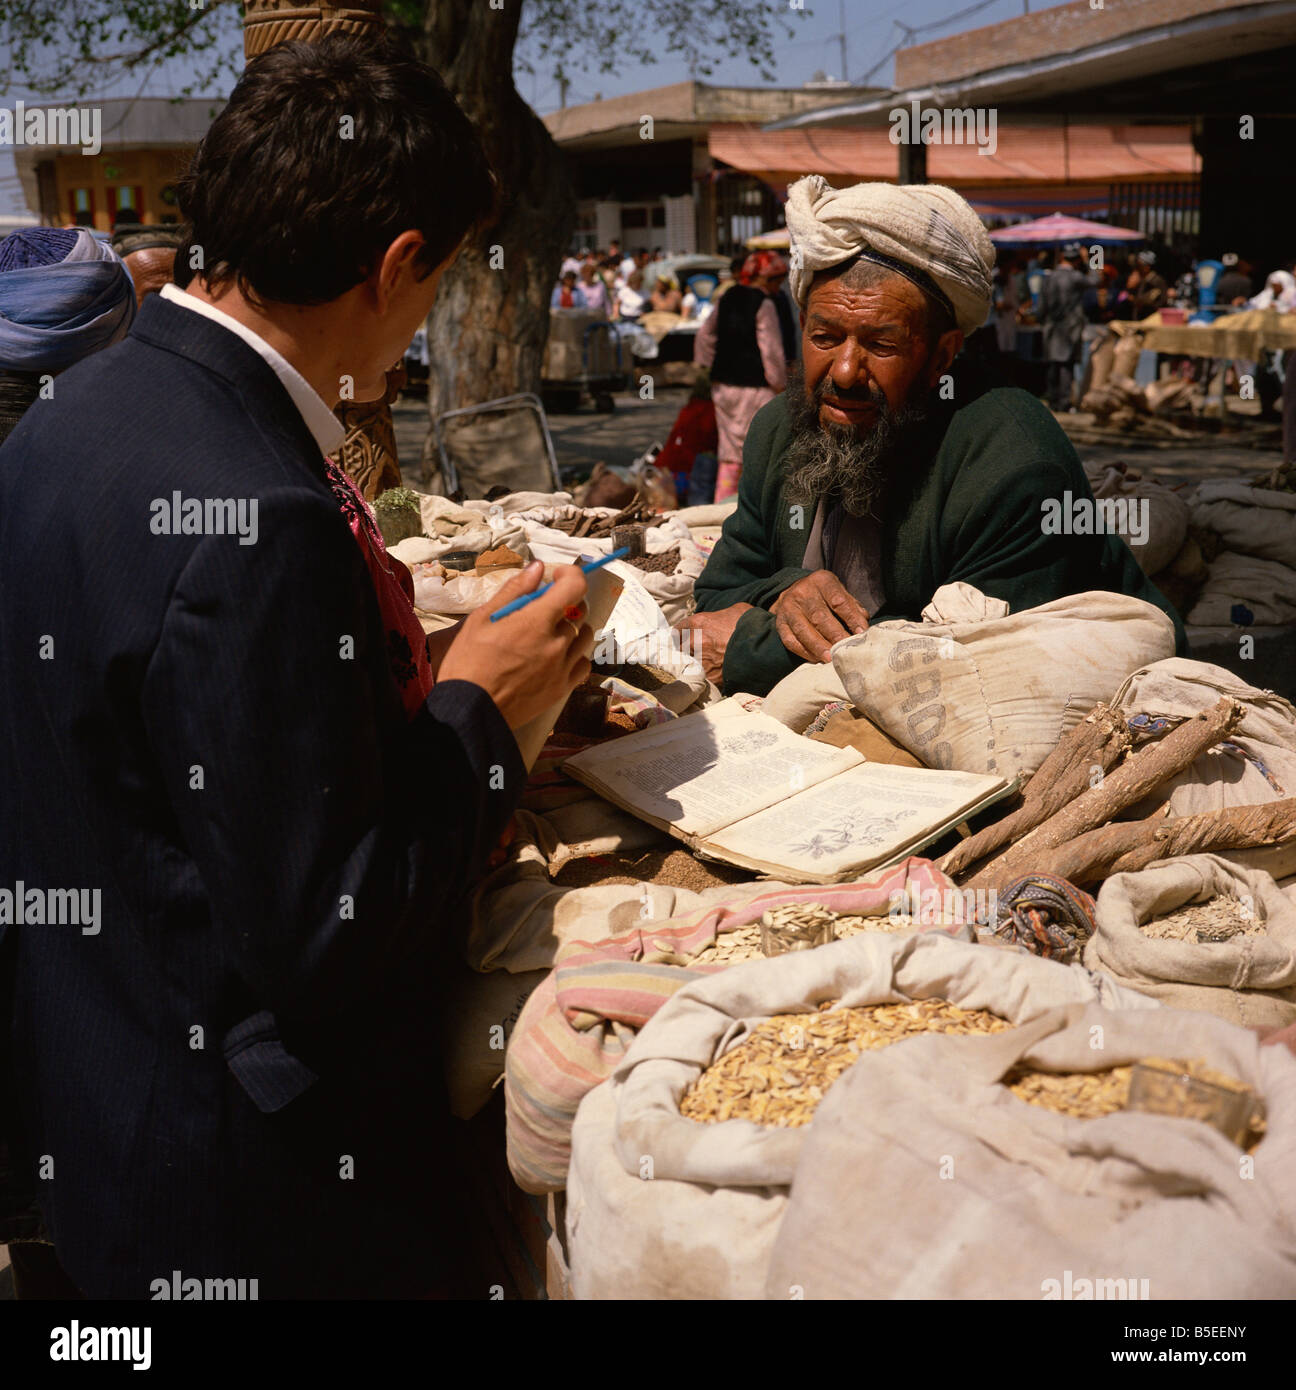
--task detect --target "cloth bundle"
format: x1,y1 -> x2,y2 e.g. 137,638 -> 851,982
988,873 -> 1098,963
784,175 -> 995,335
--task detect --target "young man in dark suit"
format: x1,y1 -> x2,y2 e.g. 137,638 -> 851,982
0,34 -> 591,1298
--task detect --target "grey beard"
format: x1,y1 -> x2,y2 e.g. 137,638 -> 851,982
782,361 -> 934,518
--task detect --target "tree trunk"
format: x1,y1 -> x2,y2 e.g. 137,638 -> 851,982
418,0 -> 575,483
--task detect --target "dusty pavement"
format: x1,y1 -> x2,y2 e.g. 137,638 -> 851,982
392,386 -> 1283,494
394,387 -> 684,490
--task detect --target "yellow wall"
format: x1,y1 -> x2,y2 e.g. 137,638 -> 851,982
51,146 -> 195,231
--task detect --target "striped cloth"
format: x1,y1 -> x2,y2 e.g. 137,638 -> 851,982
504,856 -> 969,1194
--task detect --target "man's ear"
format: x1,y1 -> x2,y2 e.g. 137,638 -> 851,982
929,328 -> 964,386
373,230 -> 426,311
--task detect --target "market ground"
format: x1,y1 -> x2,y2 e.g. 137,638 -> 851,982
392,386 -> 1283,492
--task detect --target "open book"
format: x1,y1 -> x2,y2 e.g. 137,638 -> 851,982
563,699 -> 1014,883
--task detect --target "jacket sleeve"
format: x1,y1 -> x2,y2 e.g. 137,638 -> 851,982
693,401 -> 811,695
140,486 -> 526,1026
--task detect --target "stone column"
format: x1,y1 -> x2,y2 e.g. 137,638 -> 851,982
241,0 -> 404,499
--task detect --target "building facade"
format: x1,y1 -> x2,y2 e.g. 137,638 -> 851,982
14,98 -> 223,232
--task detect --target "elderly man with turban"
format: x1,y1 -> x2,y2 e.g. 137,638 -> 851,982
680,176 -> 1185,695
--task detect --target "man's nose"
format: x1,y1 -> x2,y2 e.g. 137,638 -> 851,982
830,342 -> 869,395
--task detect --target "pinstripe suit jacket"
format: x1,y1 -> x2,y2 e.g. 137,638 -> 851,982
0,295 -> 523,1297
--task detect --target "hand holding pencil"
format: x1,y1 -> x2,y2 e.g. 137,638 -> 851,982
437,559 -> 595,731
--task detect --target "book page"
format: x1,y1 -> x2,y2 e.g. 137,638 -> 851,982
564,708 -> 860,839
705,762 -> 1007,878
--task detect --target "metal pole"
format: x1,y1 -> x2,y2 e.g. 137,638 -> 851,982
838,0 -> 848,82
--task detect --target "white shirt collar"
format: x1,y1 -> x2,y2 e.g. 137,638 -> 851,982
160,283 -> 345,456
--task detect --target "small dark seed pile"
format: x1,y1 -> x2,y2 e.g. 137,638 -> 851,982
628,546 -> 680,575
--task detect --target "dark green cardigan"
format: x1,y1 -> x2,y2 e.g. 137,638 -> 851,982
694,385 -> 1188,695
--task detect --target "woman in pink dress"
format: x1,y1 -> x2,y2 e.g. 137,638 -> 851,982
692,251 -> 789,501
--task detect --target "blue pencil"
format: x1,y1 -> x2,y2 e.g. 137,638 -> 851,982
488,546 -> 630,622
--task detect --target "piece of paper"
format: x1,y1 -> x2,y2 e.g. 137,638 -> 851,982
706,762 -> 1007,878
511,564 -> 624,769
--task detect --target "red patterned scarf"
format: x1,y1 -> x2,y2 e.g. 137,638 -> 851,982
325,460 -> 433,719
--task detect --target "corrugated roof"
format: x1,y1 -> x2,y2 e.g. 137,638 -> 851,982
707,122 -> 1198,187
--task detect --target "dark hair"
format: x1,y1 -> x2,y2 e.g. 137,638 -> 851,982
177,32 -> 497,306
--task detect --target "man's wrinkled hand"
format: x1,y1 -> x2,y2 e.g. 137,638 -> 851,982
674,603 -> 752,686
770,572 -> 868,663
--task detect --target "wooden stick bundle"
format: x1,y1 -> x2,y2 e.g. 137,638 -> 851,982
992,798 -> 1296,888
940,704 -> 1129,879
963,697 -> 1244,891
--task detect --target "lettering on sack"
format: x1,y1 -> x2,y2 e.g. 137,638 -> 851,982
887,638 -> 952,768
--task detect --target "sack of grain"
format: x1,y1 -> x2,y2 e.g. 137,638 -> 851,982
565,931 -> 1156,1299
1191,481 -> 1296,565
1082,461 -> 1191,576
765,1001 -> 1296,1299
507,860 -> 971,1195
831,584 -> 1175,780
1187,552 -> 1296,628
1084,854 -> 1296,1028
1112,657 -> 1296,878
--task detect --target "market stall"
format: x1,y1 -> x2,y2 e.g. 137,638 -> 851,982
363,470 -> 1296,1300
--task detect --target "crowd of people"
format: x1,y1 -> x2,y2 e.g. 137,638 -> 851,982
550,243 -> 703,323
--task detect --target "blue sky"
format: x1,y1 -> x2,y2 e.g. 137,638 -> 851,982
1,0 -> 1072,219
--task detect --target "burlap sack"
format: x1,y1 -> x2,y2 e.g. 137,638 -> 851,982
411,491 -> 530,559
762,660 -> 848,732
565,932 -> 1155,1299
766,1002 -> 1296,1299
1187,552 -> 1296,628
832,584 -> 1175,779
1191,481 -> 1296,565
517,510 -> 707,628
1112,657 -> 1296,877
1085,855 -> 1296,1028
1082,462 -> 1191,577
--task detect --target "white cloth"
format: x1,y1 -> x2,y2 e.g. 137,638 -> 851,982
1250,270 -> 1296,312
615,285 -> 645,321
784,175 -> 995,335
159,283 -> 344,455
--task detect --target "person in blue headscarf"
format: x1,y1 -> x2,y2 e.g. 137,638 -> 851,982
0,226 -> 137,445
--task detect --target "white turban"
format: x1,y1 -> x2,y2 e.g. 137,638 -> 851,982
785,175 -> 995,336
